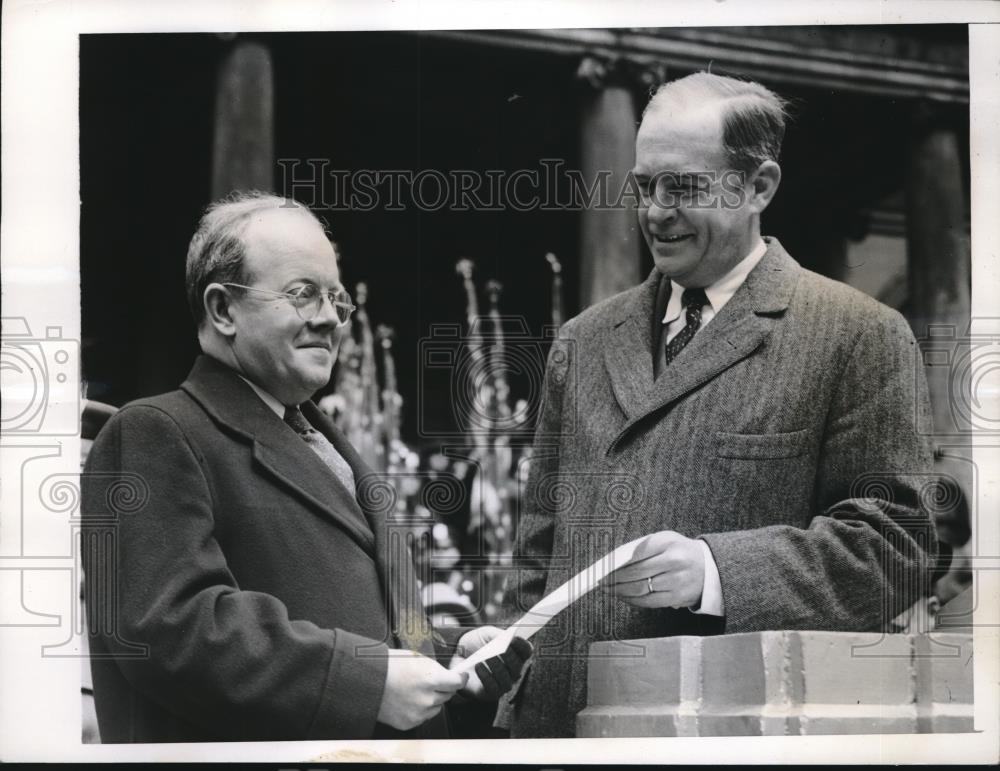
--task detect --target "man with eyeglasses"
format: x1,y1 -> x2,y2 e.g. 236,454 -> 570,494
82,192 -> 528,742
497,72 -> 936,737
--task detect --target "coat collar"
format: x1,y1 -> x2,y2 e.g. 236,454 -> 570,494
604,237 -> 800,453
180,355 -> 376,553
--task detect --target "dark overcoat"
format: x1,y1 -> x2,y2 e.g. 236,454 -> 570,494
82,355 -> 458,742
499,238 -> 936,737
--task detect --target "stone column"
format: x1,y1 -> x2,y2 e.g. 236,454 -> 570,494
904,103 -> 974,549
577,57 -> 643,309
211,36 -> 275,198
904,103 -> 972,442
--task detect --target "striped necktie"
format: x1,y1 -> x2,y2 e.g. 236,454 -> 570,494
664,288 -> 709,367
283,405 -> 357,496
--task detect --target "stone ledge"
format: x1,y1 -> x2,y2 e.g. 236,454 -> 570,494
577,631 -> 973,737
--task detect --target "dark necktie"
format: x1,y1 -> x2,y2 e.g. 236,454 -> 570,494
283,405 -> 357,496
664,287 -> 709,367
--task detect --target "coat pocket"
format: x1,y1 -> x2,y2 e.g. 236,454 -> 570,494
713,428 -> 812,459
708,429 -> 816,529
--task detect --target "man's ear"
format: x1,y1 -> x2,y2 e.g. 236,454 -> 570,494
748,160 -> 781,215
203,283 -> 237,339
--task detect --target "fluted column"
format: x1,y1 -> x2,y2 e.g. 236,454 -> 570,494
905,103 -> 971,432
211,36 -> 275,198
577,57 -> 644,308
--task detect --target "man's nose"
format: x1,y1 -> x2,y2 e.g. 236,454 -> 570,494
645,197 -> 679,228
308,293 -> 340,328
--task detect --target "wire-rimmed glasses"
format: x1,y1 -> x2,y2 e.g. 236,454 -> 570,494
222,283 -> 356,326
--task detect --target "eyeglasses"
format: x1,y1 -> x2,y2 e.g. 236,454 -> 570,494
632,170 -> 749,209
222,283 -> 356,325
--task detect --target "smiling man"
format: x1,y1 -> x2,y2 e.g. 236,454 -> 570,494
82,192 -> 528,742
498,72 -> 936,737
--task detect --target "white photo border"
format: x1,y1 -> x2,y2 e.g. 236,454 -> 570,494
1,0 -> 998,763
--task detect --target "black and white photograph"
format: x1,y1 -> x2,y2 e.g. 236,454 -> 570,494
1,0 -> 998,764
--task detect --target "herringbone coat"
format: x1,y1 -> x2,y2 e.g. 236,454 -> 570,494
499,238 -> 936,737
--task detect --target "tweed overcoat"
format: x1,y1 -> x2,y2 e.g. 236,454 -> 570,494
499,238 -> 936,737
82,355 -> 459,742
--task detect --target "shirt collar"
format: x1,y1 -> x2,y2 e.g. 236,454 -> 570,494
237,374 -> 287,418
662,238 -> 767,324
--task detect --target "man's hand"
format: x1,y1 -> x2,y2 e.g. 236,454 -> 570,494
449,626 -> 533,700
376,648 -> 468,731
602,531 -> 705,609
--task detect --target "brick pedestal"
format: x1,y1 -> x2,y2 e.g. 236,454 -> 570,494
577,631 -> 973,737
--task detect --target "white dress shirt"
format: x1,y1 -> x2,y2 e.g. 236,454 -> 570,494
661,238 -> 767,617
238,375 -> 287,417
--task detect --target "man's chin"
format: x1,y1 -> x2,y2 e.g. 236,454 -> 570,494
652,254 -> 696,280
290,356 -> 334,394
302,368 -> 333,394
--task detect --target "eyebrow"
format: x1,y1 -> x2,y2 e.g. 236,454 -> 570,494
630,171 -> 711,184
284,278 -> 347,292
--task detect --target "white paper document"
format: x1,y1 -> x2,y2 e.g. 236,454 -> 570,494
452,535 -> 648,674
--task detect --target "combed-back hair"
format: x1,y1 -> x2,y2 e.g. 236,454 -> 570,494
185,191 -> 322,327
644,71 -> 789,174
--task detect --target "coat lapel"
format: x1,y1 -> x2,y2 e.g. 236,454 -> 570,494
607,239 -> 801,454
603,270 -> 662,421
183,356 -> 434,655
181,356 -> 375,554
304,401 -> 436,656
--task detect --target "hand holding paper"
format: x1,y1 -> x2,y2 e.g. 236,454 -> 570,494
601,530 -> 706,609
378,648 -> 468,731
451,535 -> 651,679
